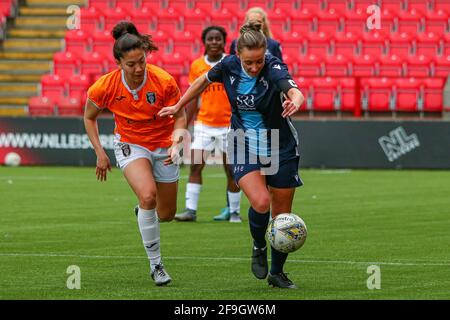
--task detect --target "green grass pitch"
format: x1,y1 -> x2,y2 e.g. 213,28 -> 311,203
0,166 -> 449,300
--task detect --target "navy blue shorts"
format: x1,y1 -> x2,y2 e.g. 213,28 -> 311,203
232,156 -> 303,189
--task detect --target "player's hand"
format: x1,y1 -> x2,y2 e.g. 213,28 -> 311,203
281,98 -> 300,118
164,143 -> 183,166
158,104 -> 180,118
96,152 -> 111,182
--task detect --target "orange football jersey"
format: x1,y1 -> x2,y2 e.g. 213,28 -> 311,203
87,64 -> 181,151
189,56 -> 231,127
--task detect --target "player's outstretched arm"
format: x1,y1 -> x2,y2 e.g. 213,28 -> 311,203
158,74 -> 210,117
164,106 -> 187,166
84,100 -> 111,181
281,88 -> 305,118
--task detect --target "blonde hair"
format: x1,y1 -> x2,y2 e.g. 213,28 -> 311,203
245,7 -> 272,38
236,22 -> 267,54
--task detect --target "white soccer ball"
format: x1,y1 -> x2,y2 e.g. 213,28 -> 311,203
266,213 -> 307,253
4,152 -> 21,167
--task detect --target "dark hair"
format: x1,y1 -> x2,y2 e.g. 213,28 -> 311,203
112,21 -> 158,61
201,26 -> 227,44
236,21 -> 267,54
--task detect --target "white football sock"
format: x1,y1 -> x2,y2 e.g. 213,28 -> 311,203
228,191 -> 242,214
185,183 -> 202,211
137,207 -> 161,272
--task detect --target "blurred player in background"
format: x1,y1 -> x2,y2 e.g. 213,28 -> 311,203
84,21 -> 186,287
230,7 -> 282,60
174,26 -> 242,223
159,23 -> 305,289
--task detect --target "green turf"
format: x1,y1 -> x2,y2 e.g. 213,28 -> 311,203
0,166 -> 449,300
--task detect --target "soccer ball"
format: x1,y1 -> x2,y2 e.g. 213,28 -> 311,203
4,152 -> 21,167
266,213 -> 307,253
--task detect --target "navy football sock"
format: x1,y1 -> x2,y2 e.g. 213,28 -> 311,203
248,207 -> 270,249
270,247 -> 288,275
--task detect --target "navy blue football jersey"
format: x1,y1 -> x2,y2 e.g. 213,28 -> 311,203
206,54 -> 300,160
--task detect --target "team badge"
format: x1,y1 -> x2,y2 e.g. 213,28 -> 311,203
146,92 -> 156,105
121,143 -> 131,157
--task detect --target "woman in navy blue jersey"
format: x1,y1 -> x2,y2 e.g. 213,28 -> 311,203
159,22 -> 304,289
229,7 -> 282,61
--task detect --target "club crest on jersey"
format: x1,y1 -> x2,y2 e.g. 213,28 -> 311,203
121,143 -> 131,157
146,92 -> 156,105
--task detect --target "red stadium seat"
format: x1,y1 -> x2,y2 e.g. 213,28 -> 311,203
395,77 -> 421,112
434,0 -> 450,11
297,54 -> 324,77
79,7 -> 104,32
28,96 -> 55,116
171,30 -> 201,58
68,74 -> 92,104
279,32 -> 305,56
379,9 -> 396,33
326,0 -> 351,11
432,54 -> 450,77
299,0 -> 325,12
180,7 -> 209,34
312,77 -> 339,111
406,54 -> 432,77
141,0 -> 164,10
151,30 -> 171,54
423,78 -> 444,112
103,7 -> 130,32
158,52 -> 187,79
423,9 -> 449,36
396,9 -> 423,34
80,51 -> 107,79
338,77 -> 356,112
443,33 -> 450,56
351,54 -> 377,77
115,0 -> 139,9
342,8 -> 367,36
387,32 -> 413,57
380,0 -> 404,14
178,75 -> 190,94
53,51 -> 80,78
324,54 -> 350,77
316,9 -> 343,34
129,7 -> 155,33
56,96 -> 83,116
40,74 -> 66,102
154,7 -> 183,33
354,0 -> 379,11
265,7 -> 289,34
361,30 -> 388,56
193,0 -> 218,12
295,77 -> 313,111
305,32 -> 332,57
415,32 -> 440,56
289,8 -> 314,34
243,0 -> 269,10
378,54 -> 405,77
65,29 -> 90,53
332,31 -> 360,56
405,0 -> 432,12
91,30 -> 113,56
210,7 -> 237,32
88,0 -> 112,10
363,77 -> 395,112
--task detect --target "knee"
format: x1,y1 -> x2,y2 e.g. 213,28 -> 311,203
251,196 -> 271,213
158,208 -> 176,222
190,164 -> 204,176
139,192 -> 157,209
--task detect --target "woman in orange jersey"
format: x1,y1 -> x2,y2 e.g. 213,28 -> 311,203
174,26 -> 242,223
84,22 -> 186,287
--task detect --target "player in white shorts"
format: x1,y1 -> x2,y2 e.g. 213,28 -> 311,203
174,26 -> 242,223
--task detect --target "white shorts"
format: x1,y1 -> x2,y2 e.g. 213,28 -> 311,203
114,141 -> 179,183
191,123 -> 229,153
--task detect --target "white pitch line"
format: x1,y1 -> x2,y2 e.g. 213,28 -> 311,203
0,253 -> 449,267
